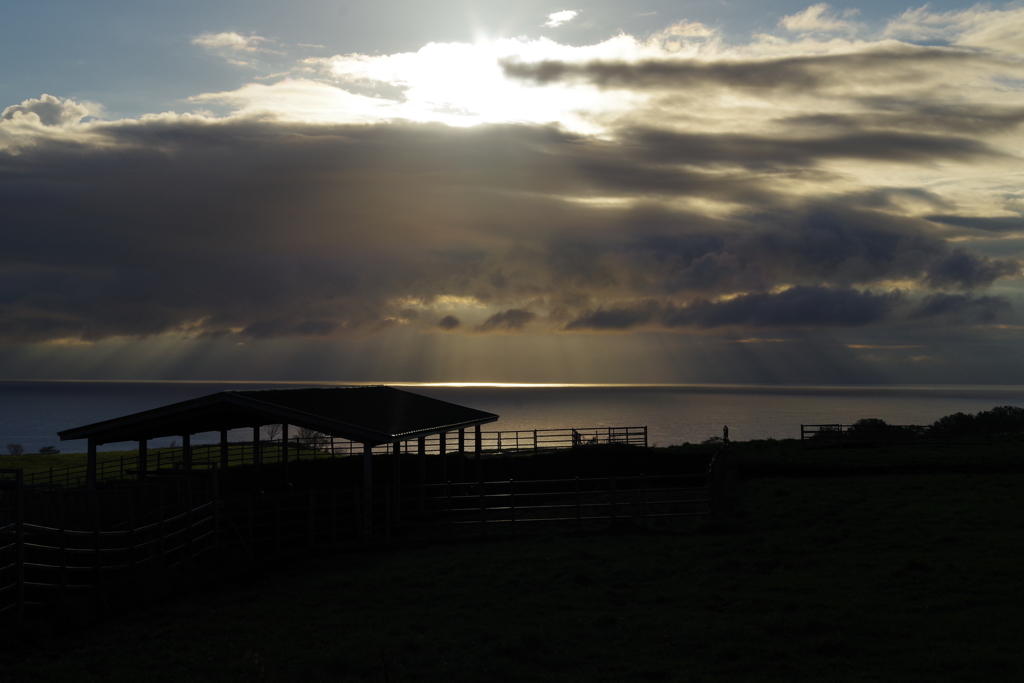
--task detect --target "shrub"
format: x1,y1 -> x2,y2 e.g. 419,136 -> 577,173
927,406 -> 1024,437
928,412 -> 976,437
846,418 -> 891,438
39,446 -> 60,455
975,406 -> 1024,435
846,419 -> 919,442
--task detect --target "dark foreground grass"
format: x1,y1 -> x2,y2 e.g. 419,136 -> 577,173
5,452 -> 1023,682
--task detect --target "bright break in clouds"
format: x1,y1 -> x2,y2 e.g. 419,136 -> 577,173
1,3 -> 1023,384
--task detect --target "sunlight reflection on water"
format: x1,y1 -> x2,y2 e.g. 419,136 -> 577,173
3,381 -> 1024,453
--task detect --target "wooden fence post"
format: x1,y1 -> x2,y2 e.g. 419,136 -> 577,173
575,476 -> 581,530
331,489 -> 338,545
128,490 -> 137,577
609,475 -> 617,523
57,488 -> 67,602
274,493 -> 282,555
445,481 -> 453,535
246,491 -> 254,551
212,466 -> 220,554
308,489 -> 317,548
186,496 -> 195,561
354,485 -> 362,539
640,473 -> 646,527
158,486 -> 166,564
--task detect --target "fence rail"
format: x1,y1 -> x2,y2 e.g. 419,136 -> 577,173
800,423 -> 927,445
220,471 -> 712,556
0,468 -> 217,621
18,426 -> 648,489
0,448 -> 726,622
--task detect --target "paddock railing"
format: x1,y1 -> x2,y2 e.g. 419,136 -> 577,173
1,458 -> 721,621
220,471 -> 712,555
0,470 -> 217,621
18,426 -> 648,489
800,423 -> 926,446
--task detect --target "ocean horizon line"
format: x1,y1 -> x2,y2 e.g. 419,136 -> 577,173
4,379 -> 1024,394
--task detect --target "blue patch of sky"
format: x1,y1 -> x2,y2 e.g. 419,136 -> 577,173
1,0 -> 988,118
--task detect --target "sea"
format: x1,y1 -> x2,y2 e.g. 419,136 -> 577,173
3,380 -> 1024,454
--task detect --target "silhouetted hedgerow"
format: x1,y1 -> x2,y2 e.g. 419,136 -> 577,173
928,405 -> 1024,437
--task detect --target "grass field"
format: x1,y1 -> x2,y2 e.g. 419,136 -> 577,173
4,440 -> 1023,682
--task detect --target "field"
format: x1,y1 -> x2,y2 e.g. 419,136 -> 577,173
3,438 -> 1023,682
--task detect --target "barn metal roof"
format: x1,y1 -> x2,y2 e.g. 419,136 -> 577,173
58,386 -> 499,446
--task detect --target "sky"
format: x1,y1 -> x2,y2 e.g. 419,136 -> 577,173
1,1 -> 1023,385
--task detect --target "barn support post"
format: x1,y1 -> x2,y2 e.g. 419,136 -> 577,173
475,425 -> 483,483
392,441 -> 402,522
281,424 -> 289,467
182,433 -> 192,470
220,429 -> 229,471
137,439 -> 148,481
86,439 -> 97,487
362,443 -> 373,535
251,426 -> 261,466
476,425 -> 485,529
439,432 -> 447,484
417,437 -> 426,511
458,429 -> 466,484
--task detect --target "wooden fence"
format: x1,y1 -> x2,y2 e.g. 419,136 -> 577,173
19,426 -> 648,489
800,423 -> 926,446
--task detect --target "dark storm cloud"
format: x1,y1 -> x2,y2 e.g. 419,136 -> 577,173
566,286 -> 900,331
926,214 -> 1024,233
476,309 -> 536,332
622,129 -> 1001,168
925,250 -> 1020,289
910,292 -> 1011,322
614,203 -> 1016,294
785,102 -> 1024,136
438,315 -> 461,330
0,113 -> 1017,345
501,47 -> 991,91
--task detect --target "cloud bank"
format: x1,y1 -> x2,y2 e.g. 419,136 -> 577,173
2,3 -> 1023,382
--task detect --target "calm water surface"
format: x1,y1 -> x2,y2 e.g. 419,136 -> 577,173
3,380 -> 1024,453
